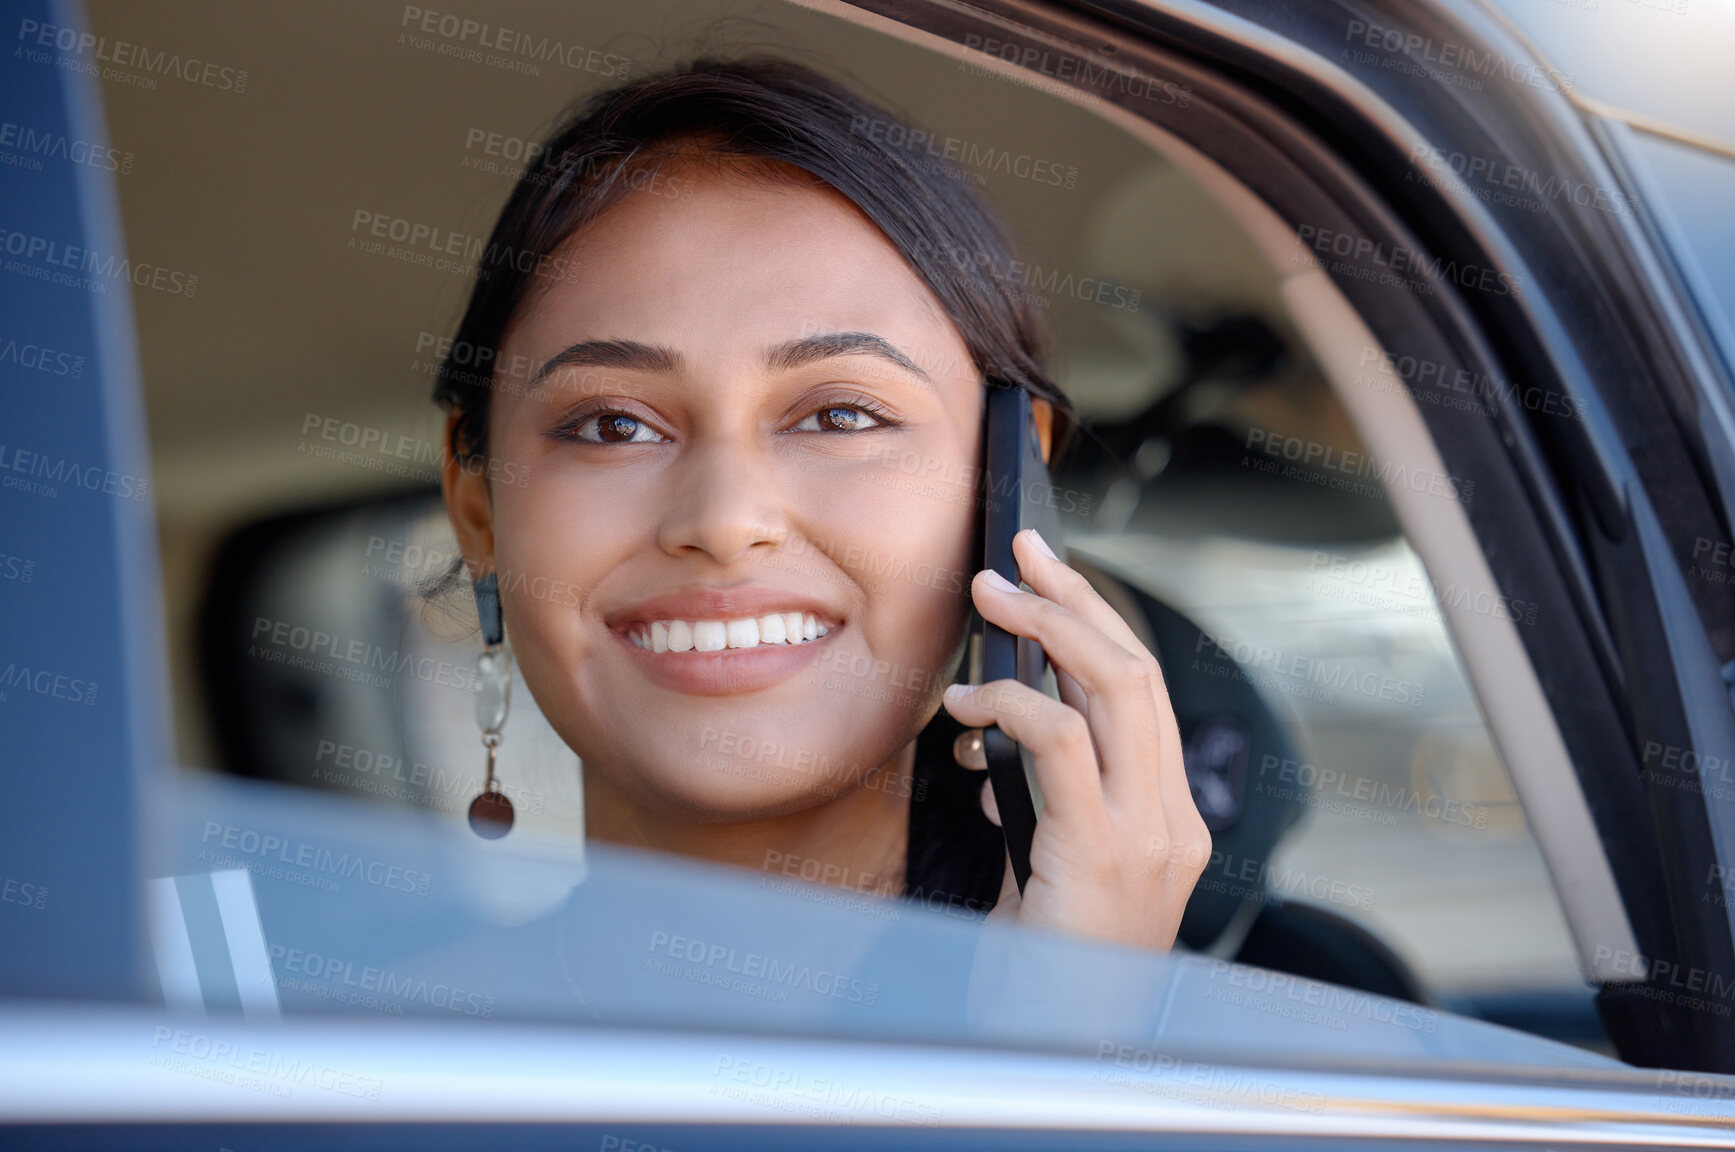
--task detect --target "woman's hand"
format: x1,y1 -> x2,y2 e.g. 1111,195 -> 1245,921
941,528 -> 1210,953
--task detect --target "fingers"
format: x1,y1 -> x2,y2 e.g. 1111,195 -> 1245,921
982,530 -> 1208,887
942,677 -> 1103,820
972,566 -> 1147,703
951,729 -> 1003,826
1136,738 -> 1205,892
1010,530 -> 1149,660
1012,529 -> 1182,747
970,563 -> 1165,812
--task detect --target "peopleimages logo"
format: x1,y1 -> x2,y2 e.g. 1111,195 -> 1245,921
1,876 -> 48,911
1194,628 -> 1428,708
16,19 -> 250,93
1256,754 -> 1490,828
0,227 -> 199,297
0,121 -> 134,175
906,237 -> 1140,314
710,1056 -> 943,1126
1593,945 -> 1735,1018
1407,144 -> 1637,220
1357,346 -> 1585,423
0,552 -> 33,583
270,944 -> 495,1018
249,615 -> 478,692
958,34 -> 1192,108
1244,426 -> 1475,507
298,411 -> 531,487
1207,959 -> 1440,1032
849,114 -> 1079,190
648,930 -> 880,1006
0,661 -> 98,706
0,443 -> 150,502
1341,19 -> 1575,95
396,6 -> 629,79
1094,1044 -> 1328,1112
1307,548 -> 1539,626
0,335 -> 84,378
199,821 -> 432,897
149,1027 -> 382,1100
1293,223 -> 1523,299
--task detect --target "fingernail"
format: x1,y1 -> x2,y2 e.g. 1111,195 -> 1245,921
980,569 -> 1021,594
1027,529 -> 1057,560
944,683 -> 973,700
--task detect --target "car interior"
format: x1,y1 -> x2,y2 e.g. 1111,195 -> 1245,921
92,0 -> 1607,1054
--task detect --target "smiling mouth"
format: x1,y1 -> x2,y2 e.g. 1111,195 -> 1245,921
625,612 -> 834,653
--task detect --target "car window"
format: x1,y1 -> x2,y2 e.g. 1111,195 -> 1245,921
1483,0 -> 1735,145
161,761 -> 1615,1073
65,0 -> 1602,1068
1622,132 -> 1735,390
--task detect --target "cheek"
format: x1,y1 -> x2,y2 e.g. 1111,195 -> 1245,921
486,466 -> 628,643
828,450 -> 978,646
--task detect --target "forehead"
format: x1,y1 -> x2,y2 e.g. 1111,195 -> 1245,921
505,161 -> 965,370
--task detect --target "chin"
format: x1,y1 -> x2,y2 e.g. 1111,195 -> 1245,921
622,756 -> 858,823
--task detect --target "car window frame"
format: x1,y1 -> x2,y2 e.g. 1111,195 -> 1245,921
796,0 -> 1735,1069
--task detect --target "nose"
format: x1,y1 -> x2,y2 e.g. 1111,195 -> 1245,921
655,435 -> 790,564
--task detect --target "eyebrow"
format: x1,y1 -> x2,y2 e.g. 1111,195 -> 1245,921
527,330 -> 932,390
528,339 -> 681,389
765,331 -> 932,383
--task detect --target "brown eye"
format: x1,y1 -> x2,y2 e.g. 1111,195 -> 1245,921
794,404 -> 885,433
597,413 -> 642,443
553,408 -> 666,445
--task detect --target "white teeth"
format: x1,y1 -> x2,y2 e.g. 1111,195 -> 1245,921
627,611 -> 835,652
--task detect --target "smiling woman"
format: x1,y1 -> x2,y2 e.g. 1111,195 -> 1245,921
434,56 -> 1209,954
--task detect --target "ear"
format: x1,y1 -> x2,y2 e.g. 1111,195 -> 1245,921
441,410 -> 495,579
1031,396 -> 1054,466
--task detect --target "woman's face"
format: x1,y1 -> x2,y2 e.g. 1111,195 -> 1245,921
448,162 -> 985,822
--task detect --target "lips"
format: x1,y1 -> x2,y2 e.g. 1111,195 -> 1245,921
606,585 -> 844,696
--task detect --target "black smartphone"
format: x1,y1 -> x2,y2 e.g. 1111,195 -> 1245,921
978,380 -> 1062,895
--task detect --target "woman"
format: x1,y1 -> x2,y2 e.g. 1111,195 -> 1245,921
435,56 -> 1208,954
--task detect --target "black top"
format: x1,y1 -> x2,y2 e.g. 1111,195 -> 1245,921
902,708 -> 1007,917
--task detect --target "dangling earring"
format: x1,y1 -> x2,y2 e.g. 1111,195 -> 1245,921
467,570 -> 515,839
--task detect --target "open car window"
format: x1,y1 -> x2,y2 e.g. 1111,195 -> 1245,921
16,0 -> 1735,1133
79,0 -> 1610,1065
